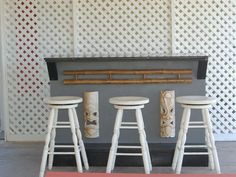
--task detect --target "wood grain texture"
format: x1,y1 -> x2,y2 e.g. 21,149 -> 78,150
64,78 -> 192,84
64,69 -> 192,84
83,91 -> 99,138
160,90 -> 175,138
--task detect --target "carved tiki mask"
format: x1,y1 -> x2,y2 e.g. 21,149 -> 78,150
160,90 -> 175,137
84,91 -> 99,138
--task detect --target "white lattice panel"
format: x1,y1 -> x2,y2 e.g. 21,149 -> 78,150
173,0 -> 236,138
2,0 -> 236,141
3,0 -> 50,141
74,0 -> 171,57
38,0 -> 74,56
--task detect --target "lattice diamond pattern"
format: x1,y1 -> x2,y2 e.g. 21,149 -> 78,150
74,0 -> 172,57
3,0 -> 50,139
38,0 -> 74,56
173,0 -> 236,135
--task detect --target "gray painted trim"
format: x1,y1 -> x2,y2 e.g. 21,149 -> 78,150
44,55 -> 208,62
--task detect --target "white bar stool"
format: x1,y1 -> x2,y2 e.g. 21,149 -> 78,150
172,96 -> 221,174
106,96 -> 152,174
39,96 -> 89,177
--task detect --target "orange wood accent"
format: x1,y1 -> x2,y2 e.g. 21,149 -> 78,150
63,69 -> 192,84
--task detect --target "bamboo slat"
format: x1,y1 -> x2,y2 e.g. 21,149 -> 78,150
64,78 -> 192,84
63,69 -> 192,84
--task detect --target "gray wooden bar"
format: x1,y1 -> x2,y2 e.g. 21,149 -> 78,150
44,55 -> 209,166
44,55 -> 208,144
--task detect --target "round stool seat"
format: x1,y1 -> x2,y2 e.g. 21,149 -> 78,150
172,95 -> 221,174
40,96 -> 88,177
44,96 -> 83,105
107,96 -> 152,174
176,96 -> 216,105
109,96 -> 149,106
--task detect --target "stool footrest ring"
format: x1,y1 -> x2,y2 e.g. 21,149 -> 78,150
118,145 -> 142,149
116,153 -> 143,156
52,125 -> 72,128
184,152 -> 210,155
57,122 -> 70,125
189,121 -> 204,124
120,126 -> 139,129
54,145 -> 80,148
184,145 -> 208,148
121,122 -> 138,125
188,125 -> 206,128
47,152 -> 76,155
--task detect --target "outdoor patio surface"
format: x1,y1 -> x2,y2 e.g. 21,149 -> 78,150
0,141 -> 236,177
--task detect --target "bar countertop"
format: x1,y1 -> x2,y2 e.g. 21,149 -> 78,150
44,53 -> 208,62
44,54 -> 208,80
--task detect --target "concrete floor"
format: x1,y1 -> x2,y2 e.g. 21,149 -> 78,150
0,141 -> 236,177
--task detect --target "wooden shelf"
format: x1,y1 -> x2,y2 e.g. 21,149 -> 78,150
64,69 -> 192,84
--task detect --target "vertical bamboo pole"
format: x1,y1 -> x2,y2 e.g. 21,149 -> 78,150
160,90 -> 175,137
84,91 -> 99,138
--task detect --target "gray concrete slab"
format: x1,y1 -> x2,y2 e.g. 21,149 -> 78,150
0,141 -> 235,177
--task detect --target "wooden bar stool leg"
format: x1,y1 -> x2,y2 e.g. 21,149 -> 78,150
202,109 -> 214,170
176,108 -> 191,174
68,108 -> 83,173
72,108 -> 89,170
111,134 -> 119,172
136,108 -> 150,174
172,108 -> 188,170
106,109 -> 123,173
48,109 -> 58,170
138,109 -> 152,171
145,136 -> 152,171
39,108 -> 56,177
143,131 -> 152,171
111,135 -> 119,171
203,109 -> 221,174
205,127 -> 215,170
